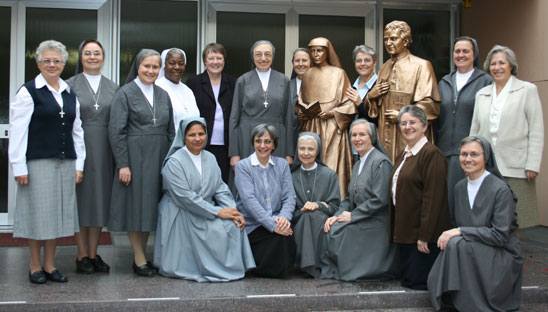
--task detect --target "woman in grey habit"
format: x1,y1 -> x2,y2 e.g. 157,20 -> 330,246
108,49 -> 175,276
428,136 -> 522,312
291,132 -> 340,277
321,119 -> 398,281
154,117 -> 255,282
66,39 -> 118,274
229,40 -> 294,170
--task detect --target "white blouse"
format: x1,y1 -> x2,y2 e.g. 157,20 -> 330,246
155,76 -> 200,131
467,170 -> 490,209
489,76 -> 513,146
183,146 -> 202,176
9,74 -> 86,176
83,72 -> 101,93
134,77 -> 154,107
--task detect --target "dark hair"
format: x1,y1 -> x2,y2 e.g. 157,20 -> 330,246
398,105 -> 427,126
202,43 -> 227,62
251,124 -> 279,151
80,39 -> 105,56
185,120 -> 206,134
290,48 -> 310,79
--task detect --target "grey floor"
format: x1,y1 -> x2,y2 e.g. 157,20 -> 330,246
0,227 -> 547,311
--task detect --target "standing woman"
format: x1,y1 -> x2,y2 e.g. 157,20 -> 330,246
291,132 -> 340,278
435,36 -> 492,221
229,40 -> 294,169
389,105 -> 451,290
156,48 -> 200,131
187,43 -> 236,183
288,48 -> 311,146
66,39 -> 118,274
470,45 -> 544,228
9,40 -> 85,284
108,49 -> 175,276
345,45 -> 378,123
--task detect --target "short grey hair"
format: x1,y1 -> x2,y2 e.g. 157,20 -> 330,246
483,45 -> 518,75
36,40 -> 68,63
251,123 -> 279,150
297,134 -> 318,150
349,118 -> 372,137
292,48 -> 309,62
352,45 -> 377,63
459,136 -> 483,149
251,40 -> 276,59
398,105 -> 427,126
166,48 -> 186,64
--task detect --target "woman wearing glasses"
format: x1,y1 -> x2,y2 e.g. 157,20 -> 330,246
9,40 -> 85,284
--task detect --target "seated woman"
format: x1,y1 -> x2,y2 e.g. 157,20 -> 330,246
428,136 -> 522,311
235,124 -> 296,277
154,117 -> 256,282
321,119 -> 398,281
291,132 -> 340,278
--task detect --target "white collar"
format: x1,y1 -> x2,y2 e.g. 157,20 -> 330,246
35,73 -> 69,94
353,73 -> 378,90
134,77 -> 154,91
300,162 -> 318,171
250,152 -> 274,168
405,136 -> 428,156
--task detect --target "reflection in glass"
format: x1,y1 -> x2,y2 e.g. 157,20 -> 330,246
217,12 -> 285,78
0,7 -> 9,213
25,8 -> 97,81
120,0 -> 197,84
383,9 -> 451,80
299,15 -> 366,78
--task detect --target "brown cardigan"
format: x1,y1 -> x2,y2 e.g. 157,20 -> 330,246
389,142 -> 451,244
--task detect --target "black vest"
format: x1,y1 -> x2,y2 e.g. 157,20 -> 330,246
24,79 -> 77,160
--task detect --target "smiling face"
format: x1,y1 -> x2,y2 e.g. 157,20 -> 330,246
253,131 -> 275,163
459,141 -> 486,180
489,52 -> 512,86
185,123 -> 207,155
253,43 -> 273,72
164,53 -> 185,84
354,52 -> 376,81
297,138 -> 318,169
137,55 -> 161,85
351,123 -> 373,157
399,112 -> 427,147
384,29 -> 408,56
204,51 -> 225,76
453,40 -> 474,73
37,50 -> 65,83
310,46 -> 328,66
81,42 -> 104,75
293,51 -> 311,78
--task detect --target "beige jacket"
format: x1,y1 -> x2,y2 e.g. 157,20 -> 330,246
470,77 -> 544,178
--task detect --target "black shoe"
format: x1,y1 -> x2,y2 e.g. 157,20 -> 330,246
147,261 -> 159,274
76,257 -> 95,274
90,255 -> 110,273
132,262 -> 156,277
43,269 -> 68,282
29,270 -> 47,284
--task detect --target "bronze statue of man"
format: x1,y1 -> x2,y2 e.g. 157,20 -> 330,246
297,37 -> 357,197
365,20 -> 440,161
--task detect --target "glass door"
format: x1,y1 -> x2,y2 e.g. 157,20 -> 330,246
3,0 -> 108,228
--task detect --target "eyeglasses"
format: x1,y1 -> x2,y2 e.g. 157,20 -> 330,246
254,139 -> 273,145
399,120 -> 420,127
83,50 -> 102,56
41,59 -> 63,65
254,52 -> 272,58
459,152 -> 483,158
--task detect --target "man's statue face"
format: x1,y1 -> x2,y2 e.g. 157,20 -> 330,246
310,46 -> 328,66
384,29 -> 407,56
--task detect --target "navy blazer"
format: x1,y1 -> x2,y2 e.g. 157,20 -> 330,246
186,71 -> 236,148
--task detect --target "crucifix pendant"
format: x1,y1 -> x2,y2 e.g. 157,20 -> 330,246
263,100 -> 268,108
94,103 -> 100,110
59,111 -> 65,118
152,117 -> 157,124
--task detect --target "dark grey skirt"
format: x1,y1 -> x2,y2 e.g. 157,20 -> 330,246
14,159 -> 79,240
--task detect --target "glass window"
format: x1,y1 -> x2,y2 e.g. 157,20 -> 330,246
383,8 -> 451,80
299,15 -> 366,79
0,6 -> 9,214
120,0 -> 198,84
25,8 -> 97,81
216,12 -> 285,78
